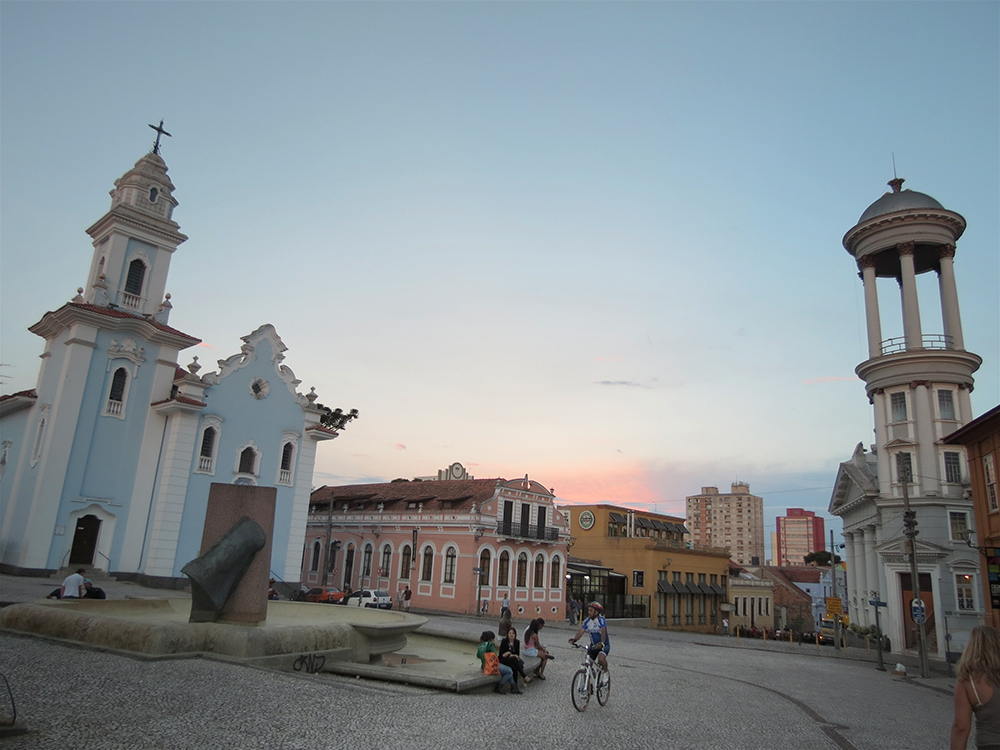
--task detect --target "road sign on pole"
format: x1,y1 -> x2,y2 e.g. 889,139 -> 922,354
826,597 -> 843,615
910,598 -> 927,625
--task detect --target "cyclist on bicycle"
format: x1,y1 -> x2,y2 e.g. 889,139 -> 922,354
569,601 -> 609,671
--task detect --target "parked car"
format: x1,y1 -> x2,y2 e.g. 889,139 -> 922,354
343,589 -> 392,609
304,586 -> 346,604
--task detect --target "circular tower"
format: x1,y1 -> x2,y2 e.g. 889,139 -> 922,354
843,178 -> 982,500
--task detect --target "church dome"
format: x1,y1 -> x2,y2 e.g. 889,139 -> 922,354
857,180 -> 944,224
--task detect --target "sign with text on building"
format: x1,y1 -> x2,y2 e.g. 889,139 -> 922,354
988,549 -> 999,610
578,510 -> 595,530
825,597 -> 842,615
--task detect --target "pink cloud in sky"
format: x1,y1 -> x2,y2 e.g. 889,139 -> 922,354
394,443 -> 407,450
195,342 -> 220,349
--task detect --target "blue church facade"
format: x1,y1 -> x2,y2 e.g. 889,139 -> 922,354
0,148 -> 337,583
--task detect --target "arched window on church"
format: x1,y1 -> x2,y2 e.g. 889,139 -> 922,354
105,367 -> 129,417
550,555 -> 561,589
238,447 -> 257,475
309,540 -> 321,572
421,546 -> 434,582
516,552 -> 528,588
197,427 -> 216,473
498,551 -> 510,587
444,547 -> 457,584
277,442 -> 295,485
380,545 -> 391,578
122,259 -> 146,309
479,549 -> 491,586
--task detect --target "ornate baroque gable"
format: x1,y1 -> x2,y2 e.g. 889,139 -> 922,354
201,324 -> 309,406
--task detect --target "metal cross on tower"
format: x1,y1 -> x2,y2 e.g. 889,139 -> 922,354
148,119 -> 172,155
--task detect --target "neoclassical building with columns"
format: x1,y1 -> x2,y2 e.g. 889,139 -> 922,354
829,178 -> 984,656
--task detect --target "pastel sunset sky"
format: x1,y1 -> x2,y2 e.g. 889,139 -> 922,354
2,2 -> 997,558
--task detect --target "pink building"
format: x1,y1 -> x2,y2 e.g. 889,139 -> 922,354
302,471 -> 570,617
774,508 -> 825,567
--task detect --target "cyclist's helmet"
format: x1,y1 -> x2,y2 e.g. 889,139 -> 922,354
588,601 -> 604,614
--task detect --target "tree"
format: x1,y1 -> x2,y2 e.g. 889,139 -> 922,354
803,550 -> 842,566
316,405 -> 359,432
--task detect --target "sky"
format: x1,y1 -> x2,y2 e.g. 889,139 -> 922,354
2,2 -> 998,560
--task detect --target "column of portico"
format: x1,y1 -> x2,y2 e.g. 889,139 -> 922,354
937,245 -> 965,350
912,380 -> 939,495
863,525 -> 880,628
897,242 -> 922,350
859,256 -> 883,358
843,531 -> 859,621
852,530 -> 869,626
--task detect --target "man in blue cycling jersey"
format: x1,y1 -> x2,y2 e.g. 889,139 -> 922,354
569,601 -> 609,671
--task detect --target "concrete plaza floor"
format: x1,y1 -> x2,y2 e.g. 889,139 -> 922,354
0,573 -> 968,749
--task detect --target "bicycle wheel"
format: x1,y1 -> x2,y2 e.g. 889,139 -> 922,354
596,669 -> 610,706
571,668 -> 590,712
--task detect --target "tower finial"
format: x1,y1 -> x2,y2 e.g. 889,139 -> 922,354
148,119 -> 172,155
888,177 -> 905,193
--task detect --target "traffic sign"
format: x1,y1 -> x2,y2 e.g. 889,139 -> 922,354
869,599 -> 888,608
910,598 -> 926,624
472,567 -> 481,573
826,597 -> 842,615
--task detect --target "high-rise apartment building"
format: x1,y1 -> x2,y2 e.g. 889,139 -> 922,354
685,483 -> 765,565
774,509 -> 825,567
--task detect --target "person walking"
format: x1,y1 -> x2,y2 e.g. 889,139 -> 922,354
500,594 -> 510,618
951,625 -> 1000,750
723,617 -> 730,636
403,585 -> 411,613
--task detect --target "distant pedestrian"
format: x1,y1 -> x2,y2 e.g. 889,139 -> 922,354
500,594 -> 510,618
396,589 -> 405,610
403,585 -> 411,612
569,598 -> 579,623
83,580 -> 106,599
723,617 -> 729,636
60,568 -> 86,599
951,625 -> 1000,750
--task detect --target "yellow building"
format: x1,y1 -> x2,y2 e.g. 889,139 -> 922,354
563,504 -> 731,633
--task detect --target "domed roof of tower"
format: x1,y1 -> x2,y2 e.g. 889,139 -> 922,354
857,178 -> 944,223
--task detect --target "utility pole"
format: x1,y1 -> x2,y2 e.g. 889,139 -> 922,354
830,529 -> 841,653
901,468 -> 930,678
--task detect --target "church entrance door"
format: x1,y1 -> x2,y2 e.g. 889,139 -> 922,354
69,514 -> 101,565
899,572 -> 937,652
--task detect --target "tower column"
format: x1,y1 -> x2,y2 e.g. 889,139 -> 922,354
852,529 -> 868,626
859,256 -> 883,358
863,525 -> 880,627
913,380 -> 939,495
843,531 -> 859,621
897,242 -> 922,349
937,245 -> 965,350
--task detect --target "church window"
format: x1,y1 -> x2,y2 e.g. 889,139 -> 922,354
198,428 -> 216,471
516,552 -> 528,588
276,438 -> 296,485
309,540 -> 321,572
31,412 -> 49,467
444,547 -> 457,584
550,556 -> 561,588
949,511 -> 969,540
380,545 -> 391,577
400,545 -> 412,579
238,448 -> 256,474
421,546 -> 434,582
124,259 -> 146,297
103,367 -> 130,418
149,187 -> 158,203
234,442 -> 261,479
498,551 -> 510,587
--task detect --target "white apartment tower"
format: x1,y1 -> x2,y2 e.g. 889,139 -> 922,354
686,483 -> 765,565
829,178 -> 983,655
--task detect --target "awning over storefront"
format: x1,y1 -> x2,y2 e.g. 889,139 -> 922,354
675,523 -> 691,534
608,512 -> 627,524
657,580 -> 679,594
636,517 -> 655,529
650,520 -> 668,531
710,583 -> 726,595
698,583 -> 715,595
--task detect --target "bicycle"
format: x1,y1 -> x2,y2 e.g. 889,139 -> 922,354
570,642 -> 610,711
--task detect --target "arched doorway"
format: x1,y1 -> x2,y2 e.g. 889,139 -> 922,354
69,515 -> 101,565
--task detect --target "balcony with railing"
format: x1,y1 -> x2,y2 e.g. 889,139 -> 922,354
119,291 -> 145,311
106,399 -> 124,417
880,334 -> 954,355
197,455 -> 214,473
278,469 -> 292,485
495,520 -> 560,541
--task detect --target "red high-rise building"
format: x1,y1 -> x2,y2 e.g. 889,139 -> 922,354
775,509 -> 825,567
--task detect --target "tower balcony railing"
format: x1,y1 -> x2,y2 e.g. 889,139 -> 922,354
495,520 -> 560,541
119,291 -> 145,311
197,455 -> 214,472
880,334 -> 954,355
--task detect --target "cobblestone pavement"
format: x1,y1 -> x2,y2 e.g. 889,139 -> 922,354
0,575 -> 965,749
